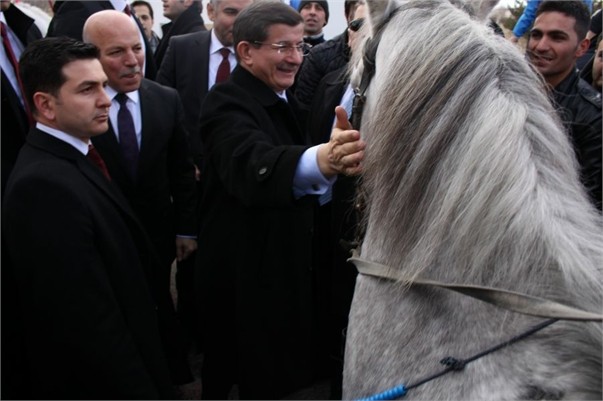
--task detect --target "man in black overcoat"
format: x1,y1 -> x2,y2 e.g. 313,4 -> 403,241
195,2 -> 366,399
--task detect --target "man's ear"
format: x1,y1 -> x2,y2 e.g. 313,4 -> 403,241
207,1 -> 215,21
33,92 -> 56,121
237,41 -> 253,67
576,37 -> 590,58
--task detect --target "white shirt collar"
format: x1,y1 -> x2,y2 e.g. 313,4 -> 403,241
109,0 -> 128,12
36,122 -> 91,156
105,86 -> 140,105
210,29 -> 235,55
275,91 -> 288,102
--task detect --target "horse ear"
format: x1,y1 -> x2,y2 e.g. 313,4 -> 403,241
365,0 -> 398,29
469,0 -> 500,21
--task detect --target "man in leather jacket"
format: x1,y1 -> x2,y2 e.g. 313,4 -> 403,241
528,1 -> 601,211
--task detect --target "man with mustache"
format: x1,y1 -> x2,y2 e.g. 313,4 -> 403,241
2,36 -> 174,399
196,2 -> 364,399
527,0 -> 601,210
83,10 -> 198,387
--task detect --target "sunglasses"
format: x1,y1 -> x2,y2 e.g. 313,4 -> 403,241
348,18 -> 365,32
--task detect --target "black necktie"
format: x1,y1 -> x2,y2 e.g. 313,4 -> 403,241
115,93 -> 139,180
215,48 -> 231,84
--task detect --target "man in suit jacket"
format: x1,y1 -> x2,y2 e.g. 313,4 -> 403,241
2,36 -> 173,400
196,3 -> 365,398
46,0 -> 157,80
154,0 -> 206,70
83,10 -> 197,384
156,0 -> 251,351
1,0 -> 42,193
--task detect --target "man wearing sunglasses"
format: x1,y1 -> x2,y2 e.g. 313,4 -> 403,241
195,2 -> 365,399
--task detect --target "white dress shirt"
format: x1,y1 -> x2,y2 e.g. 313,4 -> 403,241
208,29 -> 236,89
105,85 -> 142,147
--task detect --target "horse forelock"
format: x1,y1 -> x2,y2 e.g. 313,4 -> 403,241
357,0 -> 602,306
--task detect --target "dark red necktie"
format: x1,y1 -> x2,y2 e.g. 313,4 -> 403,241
1,22 -> 33,125
88,144 -> 112,181
215,48 -> 231,84
123,4 -> 132,16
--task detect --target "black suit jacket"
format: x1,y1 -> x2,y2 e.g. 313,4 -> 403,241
46,1 -> 157,80
157,29 -> 211,166
154,5 -> 206,71
2,128 -> 174,399
92,79 -> 196,270
1,4 -> 42,193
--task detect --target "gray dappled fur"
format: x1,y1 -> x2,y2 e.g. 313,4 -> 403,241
343,0 -> 603,399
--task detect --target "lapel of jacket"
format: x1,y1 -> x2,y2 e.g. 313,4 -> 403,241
91,121 -> 135,189
137,80 -> 156,177
198,31 -> 211,96
27,128 -> 137,219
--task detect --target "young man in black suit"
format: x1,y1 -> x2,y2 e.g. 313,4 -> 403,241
83,10 -> 197,386
2,37 -> 173,399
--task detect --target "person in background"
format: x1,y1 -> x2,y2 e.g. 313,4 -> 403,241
155,0 -> 206,69
132,0 -> 160,53
83,10 -> 198,389
195,2 -> 365,398
295,0 -> 359,113
1,0 -> 42,193
156,0 -> 253,355
46,0 -> 157,79
298,0 -> 328,47
527,0 -> 601,210
2,36 -> 173,400
591,37 -> 602,92
509,0 -> 592,44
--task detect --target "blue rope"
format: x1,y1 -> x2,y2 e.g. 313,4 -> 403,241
356,384 -> 407,401
354,318 -> 558,401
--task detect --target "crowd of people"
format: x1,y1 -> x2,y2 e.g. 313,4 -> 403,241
1,0 -> 600,399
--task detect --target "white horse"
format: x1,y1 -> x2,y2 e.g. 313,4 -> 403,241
343,0 -> 603,399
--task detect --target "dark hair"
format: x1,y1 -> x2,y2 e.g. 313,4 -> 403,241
19,37 -> 99,115
131,0 -> 153,19
233,1 -> 303,49
536,1 -> 591,40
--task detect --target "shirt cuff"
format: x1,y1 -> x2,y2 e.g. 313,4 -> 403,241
292,145 -> 336,199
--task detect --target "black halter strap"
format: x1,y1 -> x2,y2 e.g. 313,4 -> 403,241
351,8 -> 400,129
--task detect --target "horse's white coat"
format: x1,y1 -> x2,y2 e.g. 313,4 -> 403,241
343,1 -> 603,399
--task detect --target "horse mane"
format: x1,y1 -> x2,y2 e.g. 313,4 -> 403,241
352,0 -> 602,318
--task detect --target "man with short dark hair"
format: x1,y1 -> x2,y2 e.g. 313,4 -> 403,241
527,0 -> 601,210
196,2 -> 365,398
2,36 -> 173,399
155,0 -> 206,69
295,0 -> 359,111
298,0 -> 328,46
131,0 -> 160,53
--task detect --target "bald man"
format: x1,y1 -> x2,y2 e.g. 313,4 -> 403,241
83,10 -> 197,386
